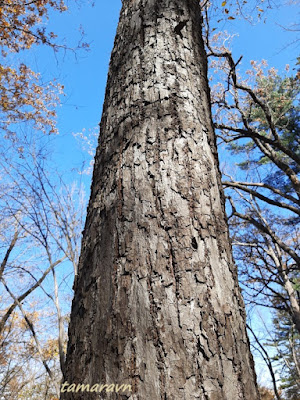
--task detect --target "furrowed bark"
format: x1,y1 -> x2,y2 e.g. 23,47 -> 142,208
62,0 -> 259,398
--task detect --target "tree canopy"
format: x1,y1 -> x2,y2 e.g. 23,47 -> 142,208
0,0 -> 68,136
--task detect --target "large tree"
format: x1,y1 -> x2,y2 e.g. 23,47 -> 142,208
62,0 -> 259,398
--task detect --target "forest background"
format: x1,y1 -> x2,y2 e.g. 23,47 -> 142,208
0,0 -> 299,399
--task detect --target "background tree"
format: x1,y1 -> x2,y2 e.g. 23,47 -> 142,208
0,134 -> 85,399
211,58 -> 300,331
270,309 -> 300,399
0,1 -> 92,395
0,0 -> 70,137
204,5 -> 300,394
0,0 -> 296,397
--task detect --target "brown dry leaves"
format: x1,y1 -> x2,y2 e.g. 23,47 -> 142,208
0,0 -> 67,136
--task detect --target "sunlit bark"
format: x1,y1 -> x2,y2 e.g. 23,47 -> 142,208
63,1 -> 259,398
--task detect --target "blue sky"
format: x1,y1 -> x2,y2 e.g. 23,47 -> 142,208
29,0 -> 299,181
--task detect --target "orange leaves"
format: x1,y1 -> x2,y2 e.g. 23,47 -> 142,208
0,0 -> 67,137
0,0 -> 67,53
0,64 -> 63,135
220,1 -> 236,20
0,308 -> 62,398
42,339 -> 60,361
216,0 -> 265,23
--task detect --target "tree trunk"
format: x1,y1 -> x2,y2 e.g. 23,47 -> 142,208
62,0 -> 259,398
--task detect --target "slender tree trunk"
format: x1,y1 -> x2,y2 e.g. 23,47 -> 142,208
62,0 -> 259,398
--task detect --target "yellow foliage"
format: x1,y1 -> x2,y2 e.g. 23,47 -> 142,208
258,386 -> 276,400
0,0 -> 67,136
42,339 -> 60,361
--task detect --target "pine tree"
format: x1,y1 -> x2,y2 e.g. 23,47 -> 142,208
271,310 -> 300,400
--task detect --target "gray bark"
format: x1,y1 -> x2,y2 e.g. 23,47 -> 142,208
62,0 -> 259,398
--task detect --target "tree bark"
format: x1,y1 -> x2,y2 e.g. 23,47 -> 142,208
62,0 -> 259,398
